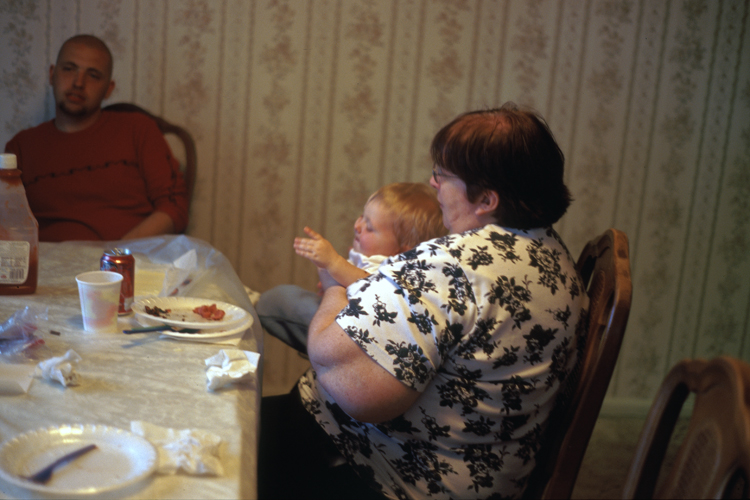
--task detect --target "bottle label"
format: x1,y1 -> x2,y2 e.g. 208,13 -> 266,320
0,241 -> 30,284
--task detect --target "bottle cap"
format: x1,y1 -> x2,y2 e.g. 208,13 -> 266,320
0,154 -> 17,169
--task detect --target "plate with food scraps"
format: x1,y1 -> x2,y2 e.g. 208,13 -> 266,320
135,314 -> 254,341
0,423 -> 157,496
161,316 -> 253,341
132,297 -> 249,330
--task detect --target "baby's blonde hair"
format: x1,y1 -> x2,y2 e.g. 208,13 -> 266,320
368,182 -> 447,250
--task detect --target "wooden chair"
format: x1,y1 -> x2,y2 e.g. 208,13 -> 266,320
523,228 -> 633,499
622,356 -> 750,499
103,102 -> 197,206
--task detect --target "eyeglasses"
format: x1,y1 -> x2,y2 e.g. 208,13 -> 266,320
431,167 -> 459,184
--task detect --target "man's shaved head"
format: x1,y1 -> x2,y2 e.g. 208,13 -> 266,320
57,34 -> 113,79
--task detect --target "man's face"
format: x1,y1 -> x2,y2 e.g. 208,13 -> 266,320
49,41 -> 114,118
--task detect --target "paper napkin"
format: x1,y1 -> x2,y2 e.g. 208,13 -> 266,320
204,348 -> 260,391
130,420 -> 223,475
0,363 -> 35,394
35,349 -> 81,387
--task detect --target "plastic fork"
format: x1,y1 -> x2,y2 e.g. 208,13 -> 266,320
122,324 -> 200,334
21,444 -> 97,484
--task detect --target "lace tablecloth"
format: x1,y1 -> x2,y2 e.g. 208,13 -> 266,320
0,235 -> 262,499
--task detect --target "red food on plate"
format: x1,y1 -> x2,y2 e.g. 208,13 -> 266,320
193,304 -> 226,320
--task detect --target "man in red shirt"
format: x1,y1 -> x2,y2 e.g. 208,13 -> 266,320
4,34 -> 189,242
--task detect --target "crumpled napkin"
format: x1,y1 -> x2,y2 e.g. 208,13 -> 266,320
205,349 -> 260,391
35,349 -> 81,386
130,420 -> 223,475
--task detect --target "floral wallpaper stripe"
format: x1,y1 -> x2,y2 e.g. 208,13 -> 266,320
1,0 -> 748,404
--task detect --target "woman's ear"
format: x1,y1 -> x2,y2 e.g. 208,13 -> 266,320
475,190 -> 499,216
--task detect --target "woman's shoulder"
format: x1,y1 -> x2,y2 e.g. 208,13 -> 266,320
382,224 -> 574,269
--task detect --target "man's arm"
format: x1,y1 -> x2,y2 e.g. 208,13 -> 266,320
121,210 -> 175,240
135,115 -> 190,235
307,272 -> 421,423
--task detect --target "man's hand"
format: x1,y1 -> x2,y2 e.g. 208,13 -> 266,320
121,211 -> 175,240
294,227 -> 344,270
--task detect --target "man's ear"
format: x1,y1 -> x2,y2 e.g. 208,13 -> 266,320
475,189 -> 499,216
104,79 -> 116,100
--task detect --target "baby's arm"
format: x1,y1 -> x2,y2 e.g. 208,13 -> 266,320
294,227 -> 369,287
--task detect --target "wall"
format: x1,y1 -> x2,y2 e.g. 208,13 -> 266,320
1,0 -> 749,405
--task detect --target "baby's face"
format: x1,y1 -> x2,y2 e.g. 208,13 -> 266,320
352,199 -> 403,257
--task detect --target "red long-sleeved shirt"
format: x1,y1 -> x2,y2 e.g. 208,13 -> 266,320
5,111 -> 189,241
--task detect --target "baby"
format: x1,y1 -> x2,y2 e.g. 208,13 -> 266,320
256,182 -> 446,354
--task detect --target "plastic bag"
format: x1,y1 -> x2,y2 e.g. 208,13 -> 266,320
0,306 -> 48,358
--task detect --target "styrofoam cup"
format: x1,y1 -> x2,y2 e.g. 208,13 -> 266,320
75,271 -> 123,333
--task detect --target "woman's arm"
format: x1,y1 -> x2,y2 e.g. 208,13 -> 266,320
307,273 -> 420,423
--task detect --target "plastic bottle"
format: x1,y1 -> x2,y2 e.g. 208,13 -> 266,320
0,153 -> 39,295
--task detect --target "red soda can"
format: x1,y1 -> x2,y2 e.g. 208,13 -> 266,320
100,248 -> 135,315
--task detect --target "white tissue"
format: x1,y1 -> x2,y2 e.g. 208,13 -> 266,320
35,349 -> 81,386
130,421 -> 223,476
162,249 -> 198,297
204,349 -> 260,391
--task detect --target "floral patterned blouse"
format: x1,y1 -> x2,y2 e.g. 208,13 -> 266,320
298,224 -> 589,499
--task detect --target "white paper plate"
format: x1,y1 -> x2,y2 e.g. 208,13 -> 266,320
132,296 -> 248,330
135,314 -> 254,341
0,424 -> 157,496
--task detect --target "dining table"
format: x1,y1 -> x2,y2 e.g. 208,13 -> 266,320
0,235 -> 262,499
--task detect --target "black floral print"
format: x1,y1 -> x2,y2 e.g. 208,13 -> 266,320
408,307 -> 438,335
527,238 -> 566,295
342,297 -> 368,318
436,364 -> 491,416
393,439 -> 456,494
441,263 -> 475,315
456,317 -> 499,359
467,245 -> 494,269
385,340 -> 432,386
458,443 -> 508,492
345,325 -> 377,346
420,407 -> 451,442
522,324 -> 559,365
487,231 -> 522,263
493,344 -> 521,369
372,295 -> 398,326
487,275 -> 533,329
392,259 -> 438,305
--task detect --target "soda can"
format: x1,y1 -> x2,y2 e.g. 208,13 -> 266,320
100,248 -> 135,315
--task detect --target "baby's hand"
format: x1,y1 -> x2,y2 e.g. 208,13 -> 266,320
294,227 -> 340,269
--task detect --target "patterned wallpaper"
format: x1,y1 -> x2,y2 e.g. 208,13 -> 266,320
1,0 -> 749,405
